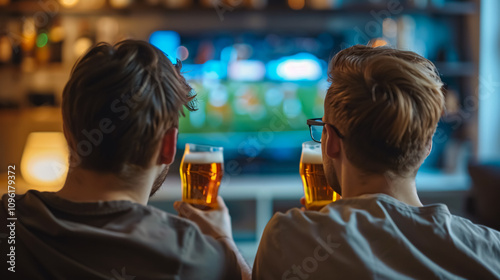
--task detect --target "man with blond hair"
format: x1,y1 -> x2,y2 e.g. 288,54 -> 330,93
253,45 -> 500,279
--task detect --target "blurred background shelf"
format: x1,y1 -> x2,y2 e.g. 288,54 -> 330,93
434,62 -> 477,77
0,2 -> 478,16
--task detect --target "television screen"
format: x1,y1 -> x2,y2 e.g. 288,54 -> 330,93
150,29 -> 456,173
150,31 -> 341,173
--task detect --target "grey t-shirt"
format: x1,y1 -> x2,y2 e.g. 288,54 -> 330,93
0,190 -> 241,280
253,194 -> 500,280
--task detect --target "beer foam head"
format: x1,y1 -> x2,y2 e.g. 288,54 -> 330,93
183,151 -> 223,164
301,148 -> 323,164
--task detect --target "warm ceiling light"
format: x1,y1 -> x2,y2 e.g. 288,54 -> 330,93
20,132 -> 69,191
59,0 -> 79,8
0,36 -> 12,63
49,26 -> 65,43
73,37 -> 93,58
371,38 -> 388,48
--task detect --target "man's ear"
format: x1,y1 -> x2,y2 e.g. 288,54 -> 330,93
426,140 -> 433,157
159,127 -> 178,165
325,124 -> 342,159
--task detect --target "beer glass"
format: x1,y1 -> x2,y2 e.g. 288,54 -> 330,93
300,141 -> 341,210
180,143 -> 224,210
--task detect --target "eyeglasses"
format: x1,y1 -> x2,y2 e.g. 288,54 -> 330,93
307,118 -> 345,143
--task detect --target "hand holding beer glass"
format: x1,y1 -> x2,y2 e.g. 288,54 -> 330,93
180,144 -> 224,210
300,141 -> 341,210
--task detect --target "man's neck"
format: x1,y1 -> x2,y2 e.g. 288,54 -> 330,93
340,163 -> 423,207
56,168 -> 153,205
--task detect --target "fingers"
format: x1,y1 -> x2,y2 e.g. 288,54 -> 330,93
174,201 -> 201,219
174,198 -> 227,213
173,201 -> 183,212
300,197 -> 306,206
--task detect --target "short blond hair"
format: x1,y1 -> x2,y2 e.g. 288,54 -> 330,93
325,45 -> 444,176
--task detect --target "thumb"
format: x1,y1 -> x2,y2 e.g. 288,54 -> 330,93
215,196 -> 228,211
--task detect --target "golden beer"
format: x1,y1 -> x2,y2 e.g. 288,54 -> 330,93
180,144 -> 224,209
300,142 -> 341,210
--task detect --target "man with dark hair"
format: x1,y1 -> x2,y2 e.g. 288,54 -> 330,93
0,40 -> 250,280
253,45 -> 500,279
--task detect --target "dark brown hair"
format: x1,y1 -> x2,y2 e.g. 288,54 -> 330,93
62,40 -> 196,175
325,45 -> 444,176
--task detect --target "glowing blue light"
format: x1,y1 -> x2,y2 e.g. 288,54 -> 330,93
203,60 -> 227,80
283,98 -> 302,118
266,53 -> 324,81
149,31 -> 180,63
228,60 -> 265,81
479,0 -> 500,160
189,107 -> 206,128
180,64 -> 203,80
220,46 -> 236,63
265,87 -> 284,106
209,86 -> 229,107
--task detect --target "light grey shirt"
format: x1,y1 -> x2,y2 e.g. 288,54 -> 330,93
253,194 -> 500,280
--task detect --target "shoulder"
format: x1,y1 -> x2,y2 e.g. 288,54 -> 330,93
146,205 -> 196,229
143,204 -> 211,246
268,206 -> 340,226
262,208 -> 325,240
1,190 -> 31,205
1,190 -> 43,218
449,214 -> 500,243
258,207 -> 344,256
264,197 -> 379,234
261,200 -> 369,239
254,208 -> 346,280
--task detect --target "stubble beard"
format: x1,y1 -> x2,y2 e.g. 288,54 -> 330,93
149,165 -> 170,197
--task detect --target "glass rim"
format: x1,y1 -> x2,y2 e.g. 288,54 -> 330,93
302,140 -> 321,148
185,143 -> 223,152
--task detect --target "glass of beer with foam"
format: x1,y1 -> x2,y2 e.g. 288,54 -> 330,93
300,141 -> 341,210
180,143 -> 224,210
